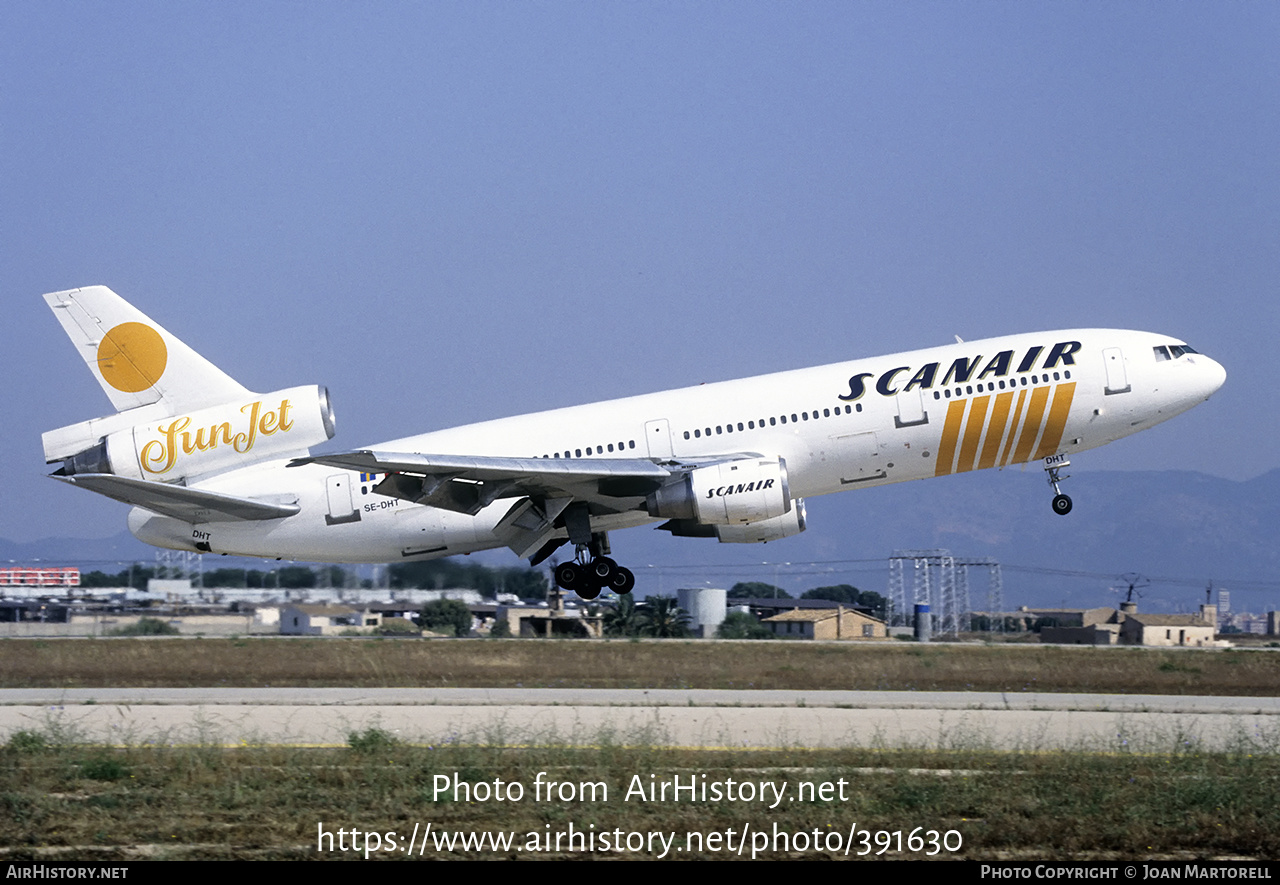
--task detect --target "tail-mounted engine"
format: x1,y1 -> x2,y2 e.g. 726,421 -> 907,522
53,385 -> 336,483
645,457 -> 792,525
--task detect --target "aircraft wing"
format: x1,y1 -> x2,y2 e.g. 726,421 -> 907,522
291,450 -> 674,515
51,474 -> 300,523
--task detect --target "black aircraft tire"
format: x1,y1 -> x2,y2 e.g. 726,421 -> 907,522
610,567 -> 635,594
554,562 -> 583,590
1052,494 -> 1073,515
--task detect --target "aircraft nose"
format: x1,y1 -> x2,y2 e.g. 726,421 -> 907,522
1193,354 -> 1227,399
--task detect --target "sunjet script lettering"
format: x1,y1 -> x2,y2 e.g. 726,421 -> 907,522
140,399 -> 294,474
839,341 -> 1082,402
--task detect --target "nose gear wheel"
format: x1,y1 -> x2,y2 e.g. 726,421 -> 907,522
1044,458 -> 1073,516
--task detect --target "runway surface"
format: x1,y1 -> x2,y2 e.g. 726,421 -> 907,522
4,688 -> 1278,751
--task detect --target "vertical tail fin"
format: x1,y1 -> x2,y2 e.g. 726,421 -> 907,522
43,285 -> 249,415
43,285 -> 335,485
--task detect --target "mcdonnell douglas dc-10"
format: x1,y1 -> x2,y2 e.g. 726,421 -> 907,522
42,286 -> 1225,598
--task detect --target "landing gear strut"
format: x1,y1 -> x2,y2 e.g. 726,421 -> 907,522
1044,456 -> 1072,516
552,528 -> 635,599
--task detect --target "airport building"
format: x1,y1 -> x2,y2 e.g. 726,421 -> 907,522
760,606 -> 889,640
1038,602 -> 1223,647
279,604 -> 383,636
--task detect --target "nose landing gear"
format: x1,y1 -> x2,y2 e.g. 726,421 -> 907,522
1044,455 -> 1072,515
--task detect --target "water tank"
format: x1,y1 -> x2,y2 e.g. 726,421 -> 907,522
676,587 -> 728,638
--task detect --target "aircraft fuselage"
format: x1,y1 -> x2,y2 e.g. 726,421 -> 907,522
126,327 -> 1225,563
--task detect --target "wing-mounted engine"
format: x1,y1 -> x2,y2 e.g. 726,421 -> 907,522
714,499 -> 807,542
645,457 -> 792,525
659,498 -> 807,544
50,385 -> 336,484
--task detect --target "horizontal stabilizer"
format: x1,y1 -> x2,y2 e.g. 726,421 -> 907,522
51,474 -> 299,523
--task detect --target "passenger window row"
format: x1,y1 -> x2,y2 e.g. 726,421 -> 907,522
932,370 -> 1071,400
538,440 -> 638,459
528,370 -> 1077,460
681,402 -> 863,440
532,396 -> 870,458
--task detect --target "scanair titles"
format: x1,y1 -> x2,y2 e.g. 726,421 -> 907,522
839,340 -> 1082,402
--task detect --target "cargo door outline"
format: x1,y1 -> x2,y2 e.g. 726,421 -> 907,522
401,508 -> 450,558
834,431 -> 886,484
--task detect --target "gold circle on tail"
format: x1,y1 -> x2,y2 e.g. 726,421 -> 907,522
97,322 -> 168,393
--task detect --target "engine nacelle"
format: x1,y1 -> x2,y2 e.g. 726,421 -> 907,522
59,385 -> 336,483
646,457 -> 791,525
714,499 -> 806,543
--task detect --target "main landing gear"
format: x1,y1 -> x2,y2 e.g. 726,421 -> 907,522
1044,456 -> 1073,516
554,555 -> 636,600
552,520 -> 636,600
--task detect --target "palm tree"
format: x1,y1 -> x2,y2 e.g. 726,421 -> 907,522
602,594 -> 643,637
640,595 -> 691,638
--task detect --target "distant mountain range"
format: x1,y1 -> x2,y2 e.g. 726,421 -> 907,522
6,469 -> 1278,613
633,467 -> 1280,613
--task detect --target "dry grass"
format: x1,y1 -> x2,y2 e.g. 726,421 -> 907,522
3,734 -> 1278,860
2,638 -> 1278,695
4,640 -> 1279,860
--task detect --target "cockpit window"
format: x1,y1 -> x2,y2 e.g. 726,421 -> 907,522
1155,344 -> 1199,361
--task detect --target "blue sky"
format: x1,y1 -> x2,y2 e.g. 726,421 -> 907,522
4,2 -> 1276,544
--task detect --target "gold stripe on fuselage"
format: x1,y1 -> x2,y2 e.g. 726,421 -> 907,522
1010,385 -> 1051,465
955,395 -> 991,474
1033,382 -> 1077,461
932,383 -> 1074,477
998,389 -> 1028,467
977,391 -> 1015,471
934,399 -> 968,477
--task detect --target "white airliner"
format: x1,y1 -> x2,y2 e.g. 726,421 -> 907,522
42,286 -> 1225,599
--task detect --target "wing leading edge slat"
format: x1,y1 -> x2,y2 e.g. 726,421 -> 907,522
290,450 -> 675,516
292,450 -> 671,481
